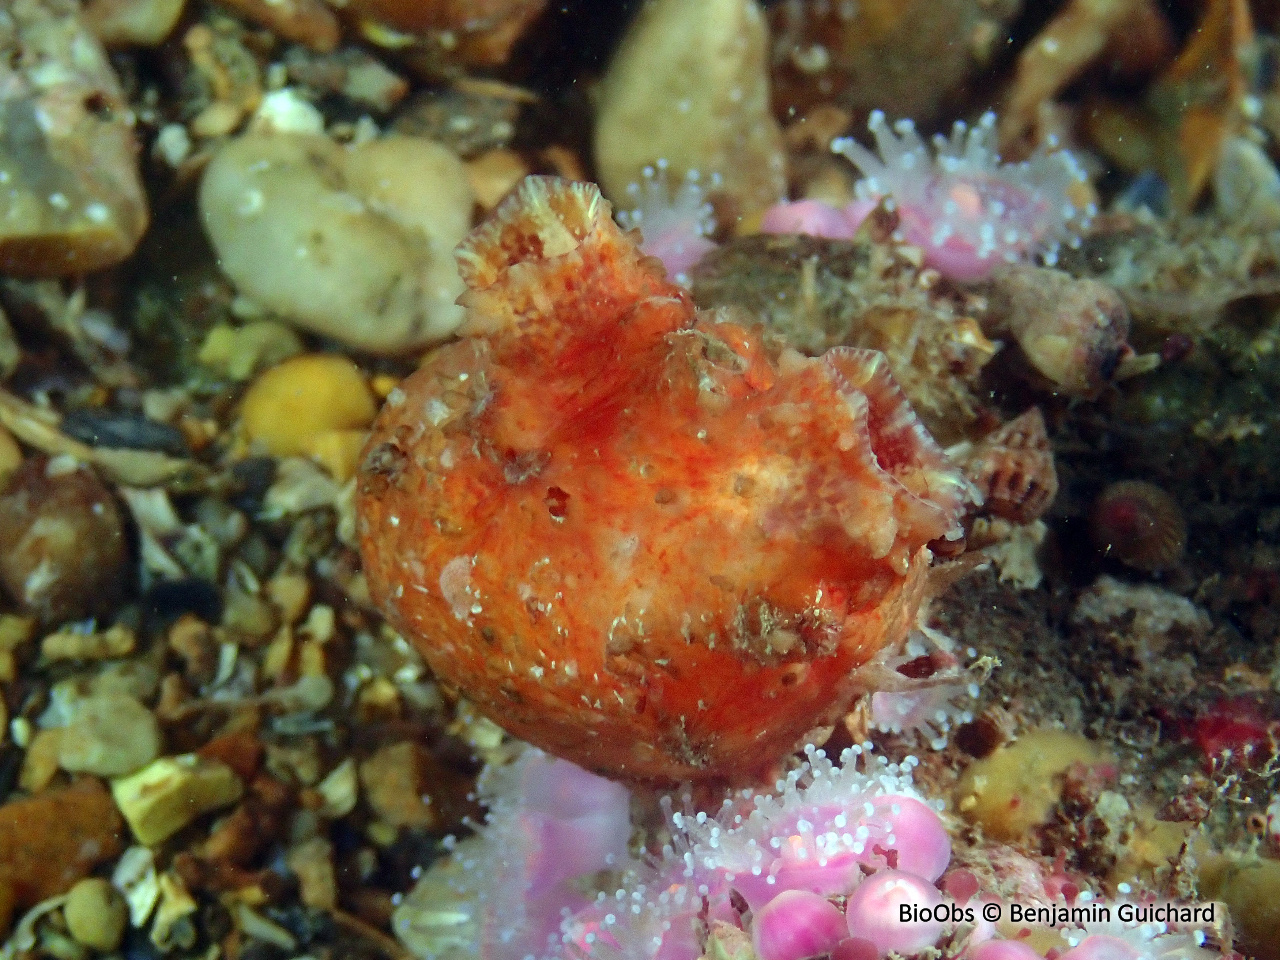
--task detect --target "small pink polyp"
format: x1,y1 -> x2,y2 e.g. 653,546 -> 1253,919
844,870 -> 945,957
1057,935 -> 1145,960
832,110 -> 1094,282
728,845 -> 863,911
831,938 -> 881,960
892,187 -> 1039,281
760,199 -> 858,240
866,795 -> 951,881
968,939 -> 1044,960
643,229 -> 717,281
616,163 -> 720,284
753,890 -> 848,960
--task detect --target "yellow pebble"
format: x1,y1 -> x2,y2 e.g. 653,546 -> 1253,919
954,729 -> 1107,842
0,427 -> 21,489
241,354 -> 377,458
465,149 -> 531,211
305,428 -> 369,483
64,877 -> 127,952
198,321 -> 303,381
369,373 -> 401,399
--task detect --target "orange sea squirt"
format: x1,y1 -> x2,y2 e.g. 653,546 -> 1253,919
357,176 -> 972,785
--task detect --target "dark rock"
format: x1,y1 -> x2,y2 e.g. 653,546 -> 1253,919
62,408 -> 190,456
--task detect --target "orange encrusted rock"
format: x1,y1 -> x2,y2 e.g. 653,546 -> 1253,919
357,176 -> 971,784
0,779 -> 125,910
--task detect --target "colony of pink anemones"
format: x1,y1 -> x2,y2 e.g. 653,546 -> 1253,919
762,111 -> 1095,282
609,111 -> 1095,286
394,744 -> 952,960
394,743 -> 1227,960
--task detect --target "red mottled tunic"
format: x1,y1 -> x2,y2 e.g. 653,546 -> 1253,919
357,176 -> 970,784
